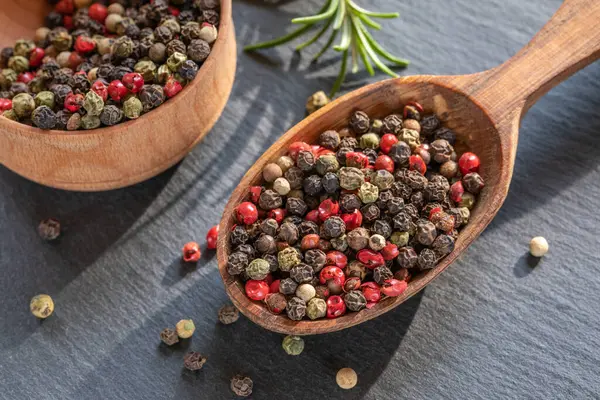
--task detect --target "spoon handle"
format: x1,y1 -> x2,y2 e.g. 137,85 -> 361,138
471,0 -> 600,121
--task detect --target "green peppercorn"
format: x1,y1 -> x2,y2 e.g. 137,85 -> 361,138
14,39 -> 35,57
246,258 -> 270,280
105,14 -> 123,33
459,192 -> 476,209
83,90 -> 105,116
112,36 -> 134,58
123,95 -> 143,119
390,231 -> 410,247
156,64 -> 172,84
358,182 -> 379,204
51,30 -> 73,52
161,19 -> 181,35
181,22 -> 202,43
8,56 -> 29,73
398,128 -> 421,150
12,93 -> 35,118
306,297 -> 327,320
282,335 -> 304,356
81,114 -> 101,130
315,154 -> 339,175
134,59 -> 157,82
359,132 -> 380,149
28,77 -> 46,94
2,109 -> 18,121
167,51 -> 187,72
372,170 -> 395,190
277,247 -> 301,272
0,69 -> 17,90
35,91 -> 55,109
339,167 -> 364,190
306,90 -> 330,115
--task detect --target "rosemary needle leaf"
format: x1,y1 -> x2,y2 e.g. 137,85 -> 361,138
292,0 -> 339,24
296,18 -> 334,51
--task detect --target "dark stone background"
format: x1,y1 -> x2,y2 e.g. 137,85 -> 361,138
2,0 -> 599,398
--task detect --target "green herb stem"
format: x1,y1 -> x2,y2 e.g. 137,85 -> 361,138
292,0 -> 338,24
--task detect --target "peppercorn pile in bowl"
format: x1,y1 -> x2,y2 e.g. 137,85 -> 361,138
0,0 -> 219,130
225,103 -> 484,322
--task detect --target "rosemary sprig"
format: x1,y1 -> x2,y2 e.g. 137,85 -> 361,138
244,0 -> 409,97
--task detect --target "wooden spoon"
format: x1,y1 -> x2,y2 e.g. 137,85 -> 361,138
218,0 -> 600,335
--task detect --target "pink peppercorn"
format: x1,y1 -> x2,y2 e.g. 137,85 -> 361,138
380,134 -> 398,154
305,209 -> 320,223
108,80 -> 128,102
346,151 -> 369,168
288,141 -> 312,161
245,280 -> 270,301
89,3 -> 108,23
122,72 -> 144,93
458,152 -> 481,175
29,48 -> 45,68
17,72 -> 35,84
55,0 -> 74,14
0,99 -> 12,112
236,202 -> 258,225
381,279 -> 407,297
269,279 -> 280,294
68,52 -> 84,69
267,208 -> 285,224
64,93 -> 84,112
341,209 -> 362,230
356,249 -> 385,269
450,181 -> 464,203
318,199 -> 339,222
325,251 -> 348,269
164,78 -> 182,98
91,81 -> 108,102
206,225 -> 219,250
409,155 -> 427,175
182,242 -> 201,262
380,242 -> 399,261
249,186 -> 262,203
375,155 -> 394,173
361,282 -> 381,307
74,36 -> 96,53
319,265 -> 345,286
326,295 -> 346,318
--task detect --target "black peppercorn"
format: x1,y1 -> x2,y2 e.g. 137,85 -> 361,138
260,218 -> 278,236
416,220 -> 437,245
255,234 -> 276,255
279,278 -> 299,295
45,12 -> 64,29
322,172 -> 340,193
154,25 -> 174,44
372,220 -> 392,238
387,197 -> 405,215
430,139 -> 454,164
284,167 -> 304,190
139,84 -> 165,112
68,74 -> 91,94
381,113 -> 403,134
373,266 -> 393,285
179,60 -> 199,80
263,253 -> 279,271
305,249 -> 327,271
434,127 -> 457,145
183,352 -> 207,371
100,105 -> 124,126
50,84 -> 72,107
396,247 -> 418,269
286,197 -> 308,216
417,248 -> 437,270
259,189 -> 283,210
361,203 -> 380,223
286,297 -> 306,320
462,172 -> 484,194
420,114 -> 440,137
290,263 -> 314,283
320,130 -> 341,150
344,290 -> 367,311
278,222 -> 299,244
296,150 -> 315,171
227,251 -> 249,275
432,234 -> 455,257
339,193 -> 361,213
236,244 -> 256,259
298,220 -> 319,236
202,9 -> 220,25
322,216 -> 345,238
32,106 -> 57,130
375,189 -> 394,210
303,175 -> 322,196
349,110 -> 370,134
388,141 -> 411,166
230,225 -> 249,247
393,211 -> 412,232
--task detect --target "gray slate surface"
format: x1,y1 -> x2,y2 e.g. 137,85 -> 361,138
2,0 -> 600,399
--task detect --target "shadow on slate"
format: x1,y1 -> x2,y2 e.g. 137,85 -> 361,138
513,253 -> 542,278
0,166 -> 175,349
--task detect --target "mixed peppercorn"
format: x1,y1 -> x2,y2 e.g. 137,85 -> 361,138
0,0 -> 219,130
227,103 -> 484,321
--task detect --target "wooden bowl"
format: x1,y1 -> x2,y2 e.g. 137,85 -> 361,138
0,0 -> 236,191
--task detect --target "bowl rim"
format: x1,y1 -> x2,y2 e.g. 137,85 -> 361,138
0,0 -> 232,137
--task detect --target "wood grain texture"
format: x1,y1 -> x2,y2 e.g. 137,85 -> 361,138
217,0 -> 600,335
0,0 -> 236,191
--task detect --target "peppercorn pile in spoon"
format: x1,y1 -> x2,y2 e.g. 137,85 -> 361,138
226,102 -> 484,321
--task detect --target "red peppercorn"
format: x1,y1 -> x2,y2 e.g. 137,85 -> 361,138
409,155 -> 427,175
74,36 -> 96,53
245,280 -> 270,301
236,202 -> 258,225
429,206 -> 443,221
249,186 -> 262,204
375,155 -> 394,173
305,209 -> 320,223
89,3 -> 108,23
381,279 -> 408,297
450,180 -> 464,203
325,251 -> 348,269
318,199 -> 340,222
318,239 -> 332,253
91,80 -> 108,102
55,0 -> 74,14
326,295 -> 346,318
381,242 -> 399,261
346,151 -> 369,168
316,148 -> 335,157
122,72 -> 145,93
288,141 -> 312,161
29,48 -> 45,68
0,99 -> 12,112
17,72 -> 35,84
319,265 -> 345,286
64,93 -> 84,112
168,5 -> 181,16
341,209 -> 362,231
164,78 -> 183,98
301,234 -> 320,251
68,52 -> 84,69
267,208 -> 286,224
311,144 -> 322,154
361,282 -> 381,307
263,273 -> 273,286
276,241 -> 289,252
458,152 -> 481,175
108,80 -> 128,102
356,249 -> 385,269
182,241 -> 201,262
406,101 -> 424,113
269,279 -> 280,294
206,225 -> 219,250
63,15 -> 74,29
380,134 -> 398,154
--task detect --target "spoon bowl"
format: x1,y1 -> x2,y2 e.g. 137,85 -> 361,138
0,0 -> 236,191
218,0 -> 600,335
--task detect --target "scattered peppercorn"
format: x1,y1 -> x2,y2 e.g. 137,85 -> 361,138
231,374 -> 253,398
218,304 -> 240,325
38,217 -> 61,241
183,351 -> 207,371
30,294 -> 54,319
336,367 -> 358,389
159,328 -> 179,346
176,319 -> 195,339
282,335 -> 305,355
228,106 -> 483,321
0,0 -> 219,130
182,241 -> 201,262
529,236 -> 549,257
